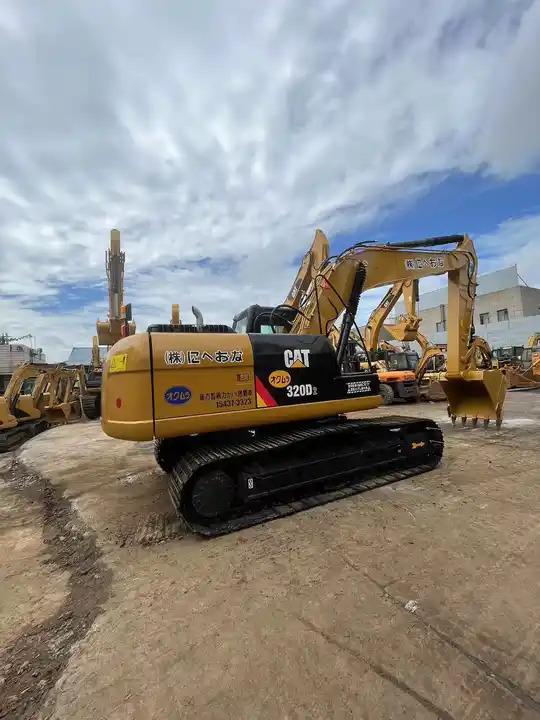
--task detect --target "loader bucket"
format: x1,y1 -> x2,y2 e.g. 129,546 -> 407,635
503,366 -> 540,390
439,369 -> 506,426
45,403 -> 72,425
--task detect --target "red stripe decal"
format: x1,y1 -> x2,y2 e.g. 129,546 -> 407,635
255,377 -> 278,407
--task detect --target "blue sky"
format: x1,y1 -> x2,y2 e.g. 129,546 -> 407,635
335,171 -> 540,251
1,1 -> 540,360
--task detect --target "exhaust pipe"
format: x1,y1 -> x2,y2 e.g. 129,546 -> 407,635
192,306 -> 204,332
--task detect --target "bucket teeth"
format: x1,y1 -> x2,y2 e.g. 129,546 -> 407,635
450,414 -> 499,429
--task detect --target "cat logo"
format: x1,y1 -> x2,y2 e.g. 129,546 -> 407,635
411,441 -> 426,450
284,349 -> 310,369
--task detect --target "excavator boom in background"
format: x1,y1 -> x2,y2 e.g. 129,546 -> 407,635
83,229 -> 136,419
102,231 -> 507,536
362,281 -> 419,404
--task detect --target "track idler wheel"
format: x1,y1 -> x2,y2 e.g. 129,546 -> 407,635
188,469 -> 235,521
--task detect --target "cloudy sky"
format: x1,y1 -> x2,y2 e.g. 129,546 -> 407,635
1,0 -> 539,361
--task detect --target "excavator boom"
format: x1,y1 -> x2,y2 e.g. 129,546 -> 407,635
96,229 -> 136,346
283,229 -> 330,309
292,233 -> 505,423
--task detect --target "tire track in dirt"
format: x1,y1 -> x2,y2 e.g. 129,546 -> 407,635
0,458 -> 112,720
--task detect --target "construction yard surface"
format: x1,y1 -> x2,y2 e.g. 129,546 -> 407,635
1,392 -> 539,720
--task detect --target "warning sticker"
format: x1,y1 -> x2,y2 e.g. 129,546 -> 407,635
109,353 -> 128,373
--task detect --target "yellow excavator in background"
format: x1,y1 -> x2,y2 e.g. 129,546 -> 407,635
362,282 -> 419,404
102,231 -> 507,536
381,279 -> 446,381
83,229 -> 136,419
0,364 -> 87,451
381,278 -> 494,402
0,364 -> 52,449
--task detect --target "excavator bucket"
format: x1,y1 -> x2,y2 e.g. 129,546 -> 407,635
439,369 -> 507,427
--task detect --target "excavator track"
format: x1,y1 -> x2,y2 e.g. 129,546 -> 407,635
0,420 -> 49,453
167,416 -> 443,537
81,393 -> 101,420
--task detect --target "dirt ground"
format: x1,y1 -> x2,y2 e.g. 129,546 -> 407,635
1,392 -> 539,720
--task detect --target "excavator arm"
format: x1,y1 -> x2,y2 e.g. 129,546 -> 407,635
96,229 -> 136,346
378,279 -> 446,381
91,336 -> 101,371
363,281 -> 409,352
291,232 -> 506,424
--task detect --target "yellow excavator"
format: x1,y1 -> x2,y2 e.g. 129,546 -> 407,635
84,229 -> 136,419
380,279 -> 446,383
101,232 -> 506,536
0,364 -> 52,449
0,364 -> 86,451
362,283 -> 420,404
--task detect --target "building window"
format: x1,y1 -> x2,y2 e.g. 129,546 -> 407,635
436,321 -> 446,332
479,312 -> 490,325
497,308 -> 509,322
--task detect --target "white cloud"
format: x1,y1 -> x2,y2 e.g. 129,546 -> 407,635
1,0 -> 539,360
474,213 -> 540,286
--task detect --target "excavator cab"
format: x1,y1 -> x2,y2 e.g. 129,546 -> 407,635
384,350 -> 419,372
233,305 -> 297,335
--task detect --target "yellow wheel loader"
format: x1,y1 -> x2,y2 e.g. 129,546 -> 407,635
101,233 -> 506,536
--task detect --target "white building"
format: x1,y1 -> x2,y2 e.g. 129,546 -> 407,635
393,265 -> 540,349
0,341 -> 46,393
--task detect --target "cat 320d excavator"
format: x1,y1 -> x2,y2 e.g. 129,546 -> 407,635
101,233 -> 506,536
